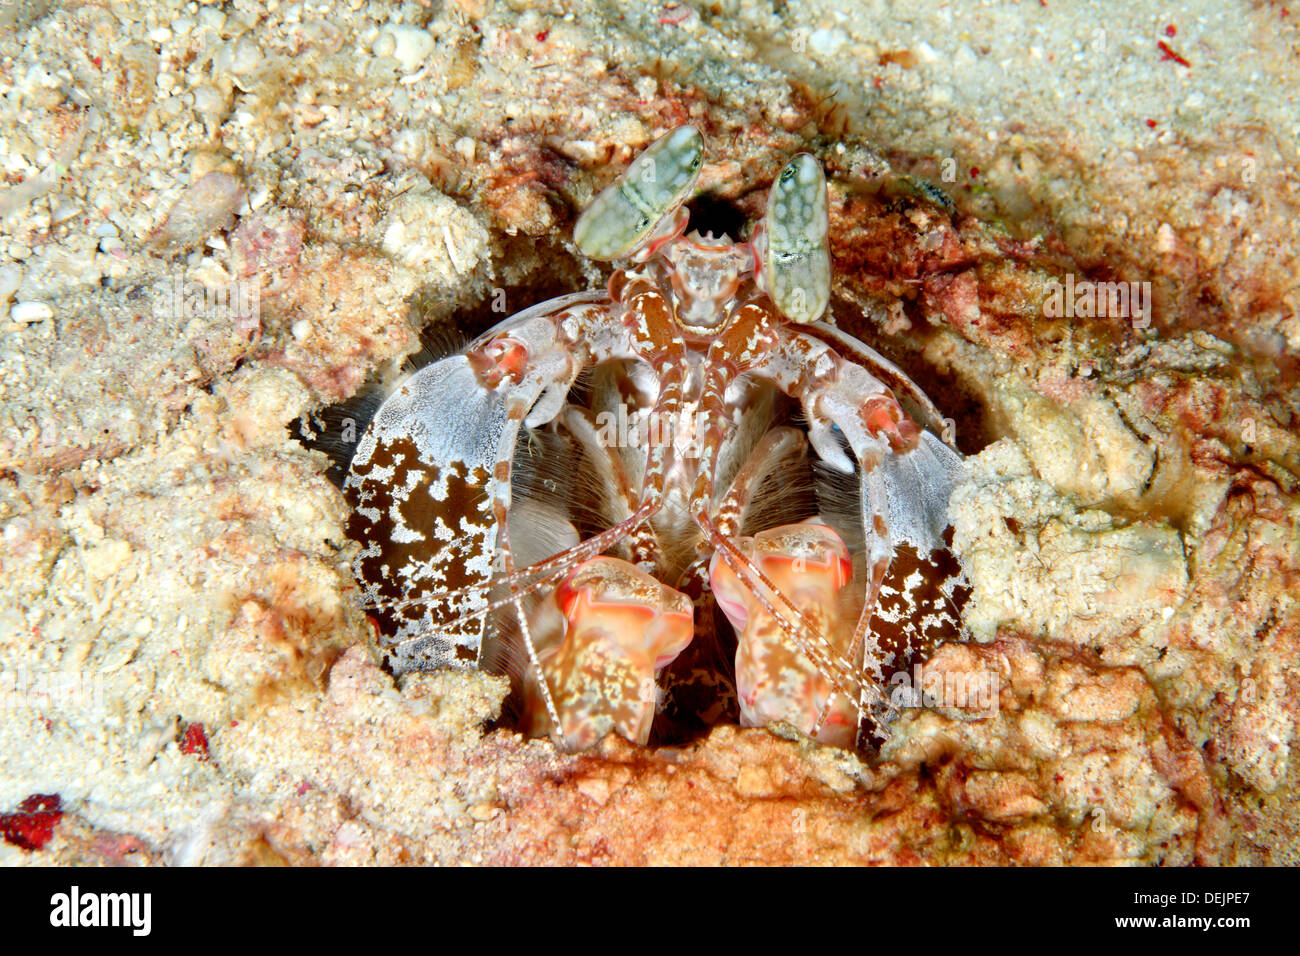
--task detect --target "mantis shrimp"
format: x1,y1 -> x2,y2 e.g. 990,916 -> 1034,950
342,126 -> 969,753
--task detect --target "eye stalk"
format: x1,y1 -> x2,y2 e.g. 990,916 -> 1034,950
573,125 -> 705,261
753,152 -> 831,324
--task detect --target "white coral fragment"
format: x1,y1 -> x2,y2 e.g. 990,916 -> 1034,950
951,440 -> 1189,649
380,190 -> 489,285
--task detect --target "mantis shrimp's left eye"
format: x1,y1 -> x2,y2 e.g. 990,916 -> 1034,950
574,125 -> 705,260
761,152 -> 831,324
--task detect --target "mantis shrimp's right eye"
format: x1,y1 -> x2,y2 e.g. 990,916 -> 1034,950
574,125 -> 705,260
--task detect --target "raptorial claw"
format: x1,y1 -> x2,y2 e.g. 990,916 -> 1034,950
708,522 -> 859,748
526,557 -> 694,751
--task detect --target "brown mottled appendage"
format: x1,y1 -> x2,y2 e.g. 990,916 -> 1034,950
529,557 -> 694,751
873,527 -> 970,687
709,523 -> 860,748
344,432 -> 496,668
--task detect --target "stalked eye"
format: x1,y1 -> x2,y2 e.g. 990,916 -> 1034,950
573,125 -> 705,261
761,152 -> 831,324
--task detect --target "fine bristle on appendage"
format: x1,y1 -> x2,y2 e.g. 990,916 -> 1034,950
297,324 -> 469,487
295,393 -> 385,487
